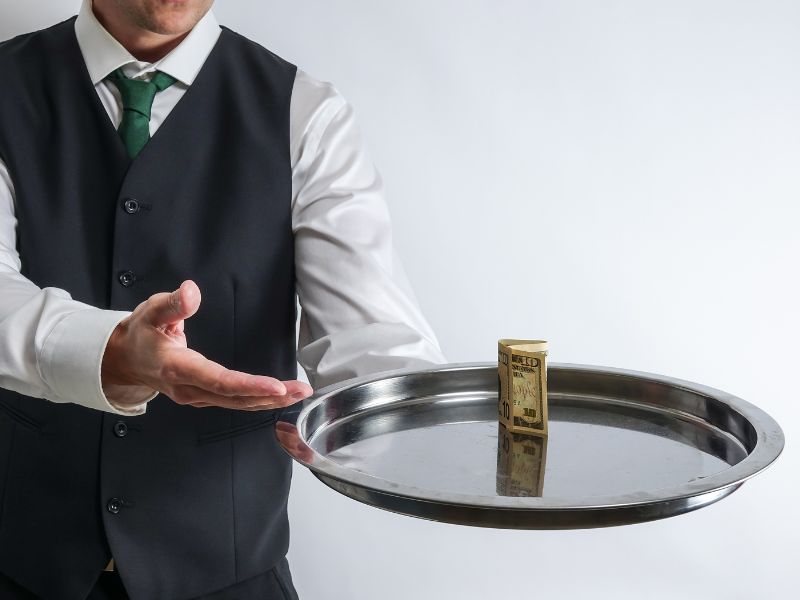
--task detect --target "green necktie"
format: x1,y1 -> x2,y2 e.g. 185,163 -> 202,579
106,67 -> 177,158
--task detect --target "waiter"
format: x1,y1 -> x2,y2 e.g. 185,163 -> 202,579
0,0 -> 445,598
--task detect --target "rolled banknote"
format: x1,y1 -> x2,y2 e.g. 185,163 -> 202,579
498,339 -> 548,435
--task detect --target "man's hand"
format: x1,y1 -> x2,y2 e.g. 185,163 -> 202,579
101,280 -> 313,411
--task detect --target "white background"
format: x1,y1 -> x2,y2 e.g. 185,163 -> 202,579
2,1 -> 798,599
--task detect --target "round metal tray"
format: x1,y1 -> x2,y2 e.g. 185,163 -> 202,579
275,362 -> 784,529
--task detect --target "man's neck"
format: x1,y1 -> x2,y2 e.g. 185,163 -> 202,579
91,0 -> 190,63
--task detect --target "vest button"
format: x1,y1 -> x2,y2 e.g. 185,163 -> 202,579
113,421 -> 128,437
122,198 -> 140,214
106,497 -> 123,514
118,270 -> 136,287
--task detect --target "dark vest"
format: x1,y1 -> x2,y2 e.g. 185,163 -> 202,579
0,16 -> 299,600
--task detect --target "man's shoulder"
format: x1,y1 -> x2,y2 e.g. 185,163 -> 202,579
291,67 -> 351,134
0,16 -> 76,62
292,68 -> 344,107
215,25 -> 347,114
0,16 -> 77,110
217,25 -> 298,75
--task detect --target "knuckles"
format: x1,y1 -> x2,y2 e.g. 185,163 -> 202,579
146,292 -> 165,307
158,364 -> 178,383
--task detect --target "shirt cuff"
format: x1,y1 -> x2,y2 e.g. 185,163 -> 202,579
39,308 -> 155,416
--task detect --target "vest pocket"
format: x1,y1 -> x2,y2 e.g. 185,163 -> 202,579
0,394 -> 43,433
197,413 -> 277,445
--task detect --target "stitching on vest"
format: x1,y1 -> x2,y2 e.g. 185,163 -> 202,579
0,398 -> 43,432
271,560 -> 293,600
0,418 -> 17,533
230,277 -> 238,580
197,414 -> 276,445
232,278 -> 237,372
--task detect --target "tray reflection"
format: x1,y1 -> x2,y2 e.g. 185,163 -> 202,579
279,392 -> 747,500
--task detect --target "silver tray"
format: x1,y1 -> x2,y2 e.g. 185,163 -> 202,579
276,362 -> 784,529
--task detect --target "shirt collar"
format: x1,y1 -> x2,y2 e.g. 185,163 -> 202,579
74,0 -> 221,86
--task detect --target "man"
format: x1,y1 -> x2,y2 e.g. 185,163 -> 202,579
0,0 -> 446,598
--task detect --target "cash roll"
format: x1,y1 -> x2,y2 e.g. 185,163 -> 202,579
497,339 -> 549,435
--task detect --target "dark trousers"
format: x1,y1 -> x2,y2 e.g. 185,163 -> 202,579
0,556 -> 299,600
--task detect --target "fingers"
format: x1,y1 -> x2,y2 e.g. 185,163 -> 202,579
281,380 -> 314,399
157,342 -> 314,410
169,383 -> 304,410
144,280 -> 201,328
163,348 -> 288,397
171,378 -> 313,411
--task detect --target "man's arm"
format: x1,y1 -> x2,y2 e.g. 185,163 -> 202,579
1,158 -> 312,416
0,158 -> 157,415
291,74 -> 447,395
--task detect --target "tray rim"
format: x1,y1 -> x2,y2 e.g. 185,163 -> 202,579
283,362 -> 785,515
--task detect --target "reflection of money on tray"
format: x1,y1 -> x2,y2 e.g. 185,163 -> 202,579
496,423 -> 548,497
498,339 -> 549,435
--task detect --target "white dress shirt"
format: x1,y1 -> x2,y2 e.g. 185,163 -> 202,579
0,0 -> 446,417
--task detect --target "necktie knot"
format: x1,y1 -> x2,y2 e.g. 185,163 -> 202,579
106,68 -> 178,157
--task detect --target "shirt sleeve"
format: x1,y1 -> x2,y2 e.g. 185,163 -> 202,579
290,70 -> 448,392
0,158 -> 156,416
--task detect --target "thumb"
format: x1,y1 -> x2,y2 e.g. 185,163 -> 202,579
144,280 -> 201,328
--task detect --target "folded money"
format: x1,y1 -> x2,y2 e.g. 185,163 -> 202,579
498,339 -> 548,435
